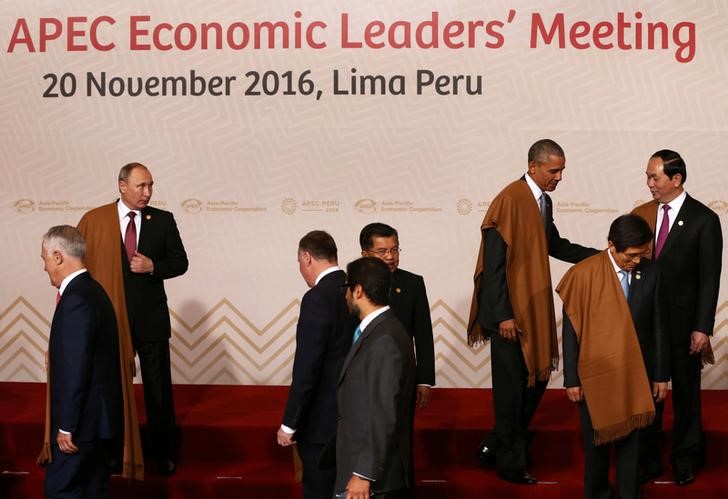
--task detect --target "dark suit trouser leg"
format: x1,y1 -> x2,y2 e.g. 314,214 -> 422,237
579,403 -> 641,499
490,334 -> 544,472
579,404 -> 611,499
137,340 -> 177,459
614,430 -> 641,499
640,400 -> 664,476
45,440 -> 113,499
669,345 -> 703,471
298,442 -> 335,499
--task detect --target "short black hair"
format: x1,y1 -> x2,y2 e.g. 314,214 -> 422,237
346,257 -> 391,306
651,149 -> 687,185
608,215 -> 653,253
299,230 -> 337,262
528,139 -> 565,163
359,222 -> 398,250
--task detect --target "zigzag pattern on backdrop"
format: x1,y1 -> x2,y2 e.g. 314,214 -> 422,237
1,297 -> 726,388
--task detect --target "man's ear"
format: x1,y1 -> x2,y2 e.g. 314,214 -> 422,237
352,283 -> 364,299
53,250 -> 63,265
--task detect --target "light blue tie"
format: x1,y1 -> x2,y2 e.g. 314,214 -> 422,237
352,325 -> 362,344
619,270 -> 630,299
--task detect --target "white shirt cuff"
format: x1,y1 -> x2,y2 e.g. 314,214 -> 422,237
280,424 -> 295,434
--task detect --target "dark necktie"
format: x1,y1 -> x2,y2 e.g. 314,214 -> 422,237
125,212 -> 137,262
654,205 -> 670,259
539,193 -> 548,227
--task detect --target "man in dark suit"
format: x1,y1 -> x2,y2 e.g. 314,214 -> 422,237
469,139 -> 598,484
41,225 -> 122,499
559,215 -> 668,499
336,257 -> 417,499
78,162 -> 189,476
359,223 -> 435,408
277,230 -> 356,499
633,149 -> 723,485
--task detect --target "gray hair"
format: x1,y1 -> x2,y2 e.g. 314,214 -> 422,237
118,162 -> 148,182
42,225 -> 86,260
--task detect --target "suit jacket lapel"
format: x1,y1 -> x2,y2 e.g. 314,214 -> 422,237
337,309 -> 391,386
137,208 -> 152,253
657,195 -> 694,260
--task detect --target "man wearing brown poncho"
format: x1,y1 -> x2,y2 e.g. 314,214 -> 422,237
468,139 -> 598,484
38,162 -> 188,480
558,214 -> 668,499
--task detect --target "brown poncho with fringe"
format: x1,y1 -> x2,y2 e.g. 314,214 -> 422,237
556,250 -> 655,445
37,202 -> 145,480
467,179 -> 558,386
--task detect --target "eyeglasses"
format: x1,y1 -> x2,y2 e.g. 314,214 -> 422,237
339,281 -> 353,291
365,247 -> 401,257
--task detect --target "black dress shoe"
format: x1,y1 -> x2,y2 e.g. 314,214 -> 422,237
159,458 -> 177,476
674,469 -> 694,486
497,469 -> 537,485
475,444 -> 495,467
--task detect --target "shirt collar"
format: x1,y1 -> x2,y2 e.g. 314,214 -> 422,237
315,265 -> 340,286
607,248 -> 626,275
58,269 -> 88,296
358,305 -> 391,333
117,199 -> 140,220
524,174 -> 543,201
660,190 -> 687,214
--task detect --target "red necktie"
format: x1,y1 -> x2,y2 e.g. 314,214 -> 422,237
56,291 -> 61,305
654,205 -> 670,259
125,212 -> 137,262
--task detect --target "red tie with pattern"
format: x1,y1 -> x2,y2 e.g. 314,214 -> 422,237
654,205 -> 670,259
125,212 -> 137,262
56,291 -> 61,306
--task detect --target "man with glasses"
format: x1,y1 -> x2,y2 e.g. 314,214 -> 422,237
359,223 -> 435,410
335,257 -> 416,499
468,139 -> 598,484
557,214 -> 668,499
277,230 -> 356,499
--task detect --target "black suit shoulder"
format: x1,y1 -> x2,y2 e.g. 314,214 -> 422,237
390,268 -> 436,386
283,269 -> 354,443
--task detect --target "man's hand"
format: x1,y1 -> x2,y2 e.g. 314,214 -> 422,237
652,382 -> 668,403
498,319 -> 521,342
57,432 -> 79,454
345,474 -> 371,499
416,385 -> 431,410
689,331 -> 709,355
129,251 -> 154,274
276,427 -> 296,447
566,386 -> 583,403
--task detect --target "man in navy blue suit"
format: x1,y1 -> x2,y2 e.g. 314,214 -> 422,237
277,230 -> 357,499
41,225 -> 122,499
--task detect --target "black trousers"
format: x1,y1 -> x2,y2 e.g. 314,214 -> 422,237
298,442 -> 335,499
578,403 -> 641,499
485,333 -> 547,472
660,345 -> 703,472
45,439 -> 113,499
136,340 -> 177,459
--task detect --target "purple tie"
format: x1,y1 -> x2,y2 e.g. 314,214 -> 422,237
125,212 -> 137,262
654,205 -> 670,259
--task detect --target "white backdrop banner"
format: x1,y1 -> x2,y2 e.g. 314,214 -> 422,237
1,1 -> 726,387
